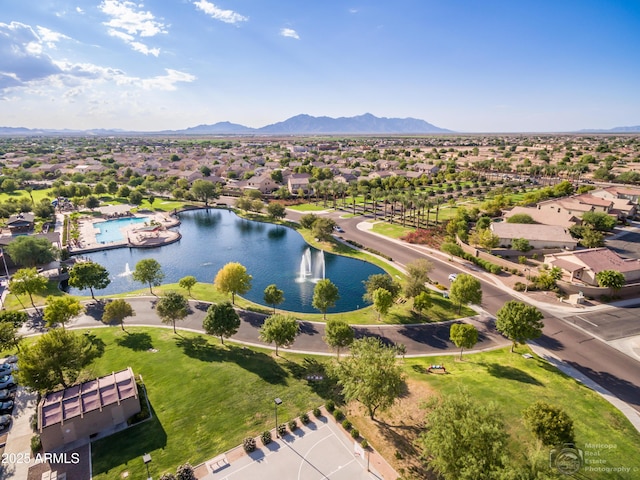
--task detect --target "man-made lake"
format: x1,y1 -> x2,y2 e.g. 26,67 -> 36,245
70,209 -> 384,313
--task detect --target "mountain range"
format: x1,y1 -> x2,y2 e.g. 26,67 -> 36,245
1,114 -> 639,135
0,113 -> 451,136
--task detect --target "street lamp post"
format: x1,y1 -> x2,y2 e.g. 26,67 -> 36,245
524,268 -> 530,292
143,453 -> 152,479
274,397 -> 283,438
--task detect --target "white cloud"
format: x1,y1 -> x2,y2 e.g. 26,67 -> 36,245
36,26 -> 71,48
349,8 -> 359,14
140,69 -> 197,91
280,28 -> 300,40
193,0 -> 248,24
76,7 -> 84,14
99,0 -> 166,54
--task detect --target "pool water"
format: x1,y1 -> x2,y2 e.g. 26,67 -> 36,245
95,217 -> 148,243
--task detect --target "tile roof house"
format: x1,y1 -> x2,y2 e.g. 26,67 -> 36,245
544,248 -> 640,286
38,368 -> 141,451
503,206 -> 581,228
490,223 -> 578,250
590,186 -> 640,204
287,173 -> 311,194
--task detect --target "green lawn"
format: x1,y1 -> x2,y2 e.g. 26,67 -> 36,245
406,347 -> 640,478
89,328 -> 328,480
85,329 -> 640,480
370,222 -> 414,239
286,203 -> 332,212
0,187 -> 56,204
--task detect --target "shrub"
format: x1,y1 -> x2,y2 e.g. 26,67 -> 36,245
261,430 -> 272,445
513,282 -> 527,292
313,407 -> 321,418
300,412 -> 310,424
176,463 -> 196,480
341,419 -> 352,430
160,474 -> 177,480
351,428 -> 360,439
333,409 -> 345,421
278,423 -> 287,437
326,400 -> 335,412
522,401 -> 574,446
243,436 -> 257,453
288,419 -> 298,431
361,439 -> 369,448
30,434 -> 42,454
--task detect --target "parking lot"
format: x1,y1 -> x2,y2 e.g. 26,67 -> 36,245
564,306 -> 640,341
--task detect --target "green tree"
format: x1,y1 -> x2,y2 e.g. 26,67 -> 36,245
6,236 -> 57,267
323,319 -> 354,359
85,195 -> 100,210
595,269 -> 625,296
506,214 -> 537,224
259,314 -> 299,356
312,279 -> 340,319
214,262 -> 252,305
333,337 -> 404,419
132,258 -> 165,294
496,301 -> 544,352
522,401 -> 575,446
363,273 -> 401,303
420,389 -> 508,480
235,196 -> 253,211
449,274 -> 482,313
33,199 -> 55,219
0,310 -> 28,327
372,288 -> 393,321
0,322 -> 21,353
102,299 -> 135,331
404,258 -> 433,298
580,226 -> 605,248
68,261 -> 111,300
299,213 -> 317,229
191,179 -> 219,206
449,323 -> 479,360
581,211 -> 616,231
16,329 -> 99,391
9,268 -> 48,309
311,217 -> 337,241
203,302 -> 240,344
156,291 -> 189,334
266,202 -> 286,221
43,296 -> 83,330
412,290 -> 432,316
176,462 -> 197,480
471,228 -> 500,249
263,284 -> 284,313
128,190 -> 143,205
511,238 -> 532,252
178,275 -> 197,297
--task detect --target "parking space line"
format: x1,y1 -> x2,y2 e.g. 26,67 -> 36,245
576,315 -> 598,327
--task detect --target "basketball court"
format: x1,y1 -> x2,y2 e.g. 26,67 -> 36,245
200,415 -> 384,480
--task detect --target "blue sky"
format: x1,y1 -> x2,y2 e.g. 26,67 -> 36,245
1,1 -> 639,132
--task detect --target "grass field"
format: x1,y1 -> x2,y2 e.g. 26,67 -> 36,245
83,328 -> 640,480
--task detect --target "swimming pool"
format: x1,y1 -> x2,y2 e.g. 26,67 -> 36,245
95,217 -> 148,243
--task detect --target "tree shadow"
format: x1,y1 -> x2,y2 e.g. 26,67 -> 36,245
83,331 -> 106,358
90,403 -> 167,476
115,332 -> 154,351
84,301 -> 105,321
483,363 -> 543,386
298,321 -> 319,336
393,324 -> 453,349
240,311 -> 267,328
175,337 -> 288,385
534,334 -> 565,352
281,357 -> 341,399
193,302 -> 211,313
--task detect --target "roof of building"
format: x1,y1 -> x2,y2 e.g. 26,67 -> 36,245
490,222 -> 576,244
572,193 -> 614,208
548,248 -> 640,274
503,206 -> 580,228
39,368 -> 138,429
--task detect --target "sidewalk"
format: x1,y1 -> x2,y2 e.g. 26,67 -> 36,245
0,387 -> 38,480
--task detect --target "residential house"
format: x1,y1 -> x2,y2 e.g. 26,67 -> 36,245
591,186 -> 640,205
243,173 -> 279,194
287,173 -> 311,194
490,223 -> 578,250
544,247 -> 640,286
503,206 -> 581,228
6,213 -> 35,233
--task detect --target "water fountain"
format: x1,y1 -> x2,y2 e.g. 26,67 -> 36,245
117,262 -> 133,278
298,248 -> 325,282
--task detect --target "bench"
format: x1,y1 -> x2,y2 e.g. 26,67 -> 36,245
207,454 -> 229,473
427,364 -> 446,374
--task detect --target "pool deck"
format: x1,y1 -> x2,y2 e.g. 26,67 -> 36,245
70,211 -> 181,254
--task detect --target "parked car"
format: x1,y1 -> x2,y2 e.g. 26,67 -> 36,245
0,389 -> 13,402
448,273 -> 458,282
0,401 -> 13,414
0,375 -> 16,389
333,226 -> 344,233
0,355 -> 17,364
0,363 -> 16,374
0,414 -> 11,431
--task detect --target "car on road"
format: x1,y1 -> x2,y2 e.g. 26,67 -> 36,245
0,389 -> 13,402
0,375 -> 16,389
0,401 -> 13,414
333,226 -> 344,233
0,414 -> 11,431
0,363 -> 16,374
448,273 -> 458,282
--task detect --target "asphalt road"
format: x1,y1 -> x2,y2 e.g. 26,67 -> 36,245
286,207 -> 640,414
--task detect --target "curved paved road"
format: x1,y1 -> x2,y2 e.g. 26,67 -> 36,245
22,205 -> 640,416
